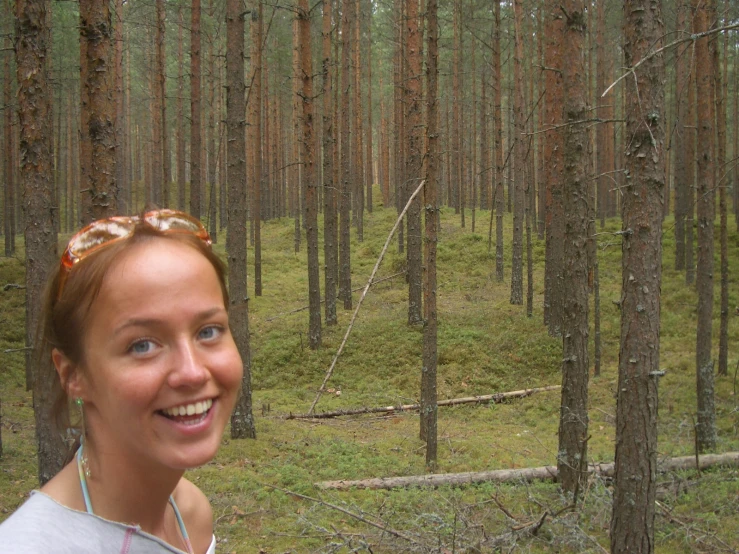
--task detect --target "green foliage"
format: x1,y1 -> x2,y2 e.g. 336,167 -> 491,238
1,205 -> 738,552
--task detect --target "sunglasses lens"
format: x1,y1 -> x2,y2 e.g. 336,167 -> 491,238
67,219 -> 134,263
146,211 -> 210,241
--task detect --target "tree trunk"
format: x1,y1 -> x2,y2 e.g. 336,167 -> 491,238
339,0 -> 353,310
673,3 -> 689,271
80,0 -> 117,222
251,2 -> 263,296
509,0 -> 524,306
190,0 -> 202,219
406,0 -> 423,326
422,0 -> 439,470
353,0 -> 364,242
176,3 -> 186,212
543,3 -> 565,335
556,0 -> 589,496
226,0 -> 255,439
16,0 -> 66,484
322,0 -> 337,327
684,56 -> 696,286
693,0 -> 716,453
298,0 -> 321,350
611,1 -> 664,550
3,38 -> 16,256
714,6 -> 729,377
114,0 -> 126,215
494,1 -> 504,283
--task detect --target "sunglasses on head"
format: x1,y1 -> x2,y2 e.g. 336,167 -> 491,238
58,209 -> 212,298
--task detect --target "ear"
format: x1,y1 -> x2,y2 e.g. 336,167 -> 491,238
52,348 -> 86,400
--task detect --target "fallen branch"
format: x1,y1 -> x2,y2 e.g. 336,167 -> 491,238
315,452 -> 739,490
308,179 -> 427,415
264,272 -> 405,322
264,484 -> 429,549
288,385 -> 560,420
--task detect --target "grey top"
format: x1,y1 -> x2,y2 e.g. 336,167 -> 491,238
0,492 -> 216,554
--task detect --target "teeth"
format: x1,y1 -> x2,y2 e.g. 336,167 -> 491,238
163,398 -> 213,418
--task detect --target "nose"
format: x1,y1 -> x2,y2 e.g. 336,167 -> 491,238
168,338 -> 209,389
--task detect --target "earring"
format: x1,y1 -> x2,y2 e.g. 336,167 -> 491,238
74,398 -> 91,477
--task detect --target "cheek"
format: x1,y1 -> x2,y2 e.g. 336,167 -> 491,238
215,347 -> 244,393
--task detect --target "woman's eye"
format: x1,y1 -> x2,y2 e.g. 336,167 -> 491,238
198,326 -> 222,341
129,339 -> 155,355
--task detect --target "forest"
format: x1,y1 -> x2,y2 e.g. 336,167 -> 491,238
1,0 -> 739,552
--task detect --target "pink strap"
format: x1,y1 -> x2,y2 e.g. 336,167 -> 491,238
120,528 -> 135,554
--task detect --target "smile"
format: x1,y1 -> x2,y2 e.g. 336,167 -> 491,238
160,398 -> 213,420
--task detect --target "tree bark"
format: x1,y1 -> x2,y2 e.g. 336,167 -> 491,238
494,1 -> 504,283
226,0 -> 255,439
556,0 -> 589,496
693,0 -> 716,453
611,1 -> 665,551
3,37 -> 16,256
421,0 -> 439,470
298,0 -> 321,350
251,2 -> 263,296
190,0 -> 202,219
80,0 -> 117,222
16,0 -> 66,484
673,4 -> 689,271
543,3 -> 565,335
405,0 -> 422,326
339,0 -> 353,310
509,0 -> 524,306
714,4 -> 729,377
322,0 -> 337,327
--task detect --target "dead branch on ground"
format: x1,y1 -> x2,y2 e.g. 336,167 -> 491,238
288,385 -> 560,420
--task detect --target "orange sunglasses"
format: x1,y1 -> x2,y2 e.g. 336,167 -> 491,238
58,209 -> 211,298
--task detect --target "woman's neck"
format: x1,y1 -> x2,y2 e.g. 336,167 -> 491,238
81,439 -> 184,536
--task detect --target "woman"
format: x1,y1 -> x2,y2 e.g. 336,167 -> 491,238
0,210 -> 243,553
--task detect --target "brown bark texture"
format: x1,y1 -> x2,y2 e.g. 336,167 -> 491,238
510,0 -> 525,306
611,1 -> 665,552
16,0 -> 66,484
693,0 -> 716,453
556,0 -> 589,496
252,3 -> 263,296
673,5 -> 689,270
406,0 -> 423,326
190,0 -> 202,219
494,1 -> 504,283
322,0 -> 337,327
80,0 -> 117,222
339,0 -> 353,310
543,4 -> 565,335
226,0 -> 255,439
422,0 -> 439,469
298,0 -> 321,350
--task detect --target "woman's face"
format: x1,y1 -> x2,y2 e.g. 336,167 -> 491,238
68,238 -> 242,471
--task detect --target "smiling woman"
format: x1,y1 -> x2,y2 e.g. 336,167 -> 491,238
0,210 -> 243,554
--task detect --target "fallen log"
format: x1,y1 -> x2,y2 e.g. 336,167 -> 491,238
287,385 -> 560,420
315,452 -> 739,490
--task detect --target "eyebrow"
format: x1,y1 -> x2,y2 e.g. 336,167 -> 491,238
112,307 -> 226,336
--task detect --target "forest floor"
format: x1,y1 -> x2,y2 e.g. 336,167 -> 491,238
1,199 -> 739,553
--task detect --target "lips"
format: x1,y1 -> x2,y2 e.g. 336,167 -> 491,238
159,398 -> 213,420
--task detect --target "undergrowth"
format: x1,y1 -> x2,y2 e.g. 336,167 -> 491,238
1,197 -> 738,552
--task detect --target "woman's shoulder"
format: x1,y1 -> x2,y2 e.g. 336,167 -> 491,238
0,492 -> 100,553
173,477 -> 214,554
